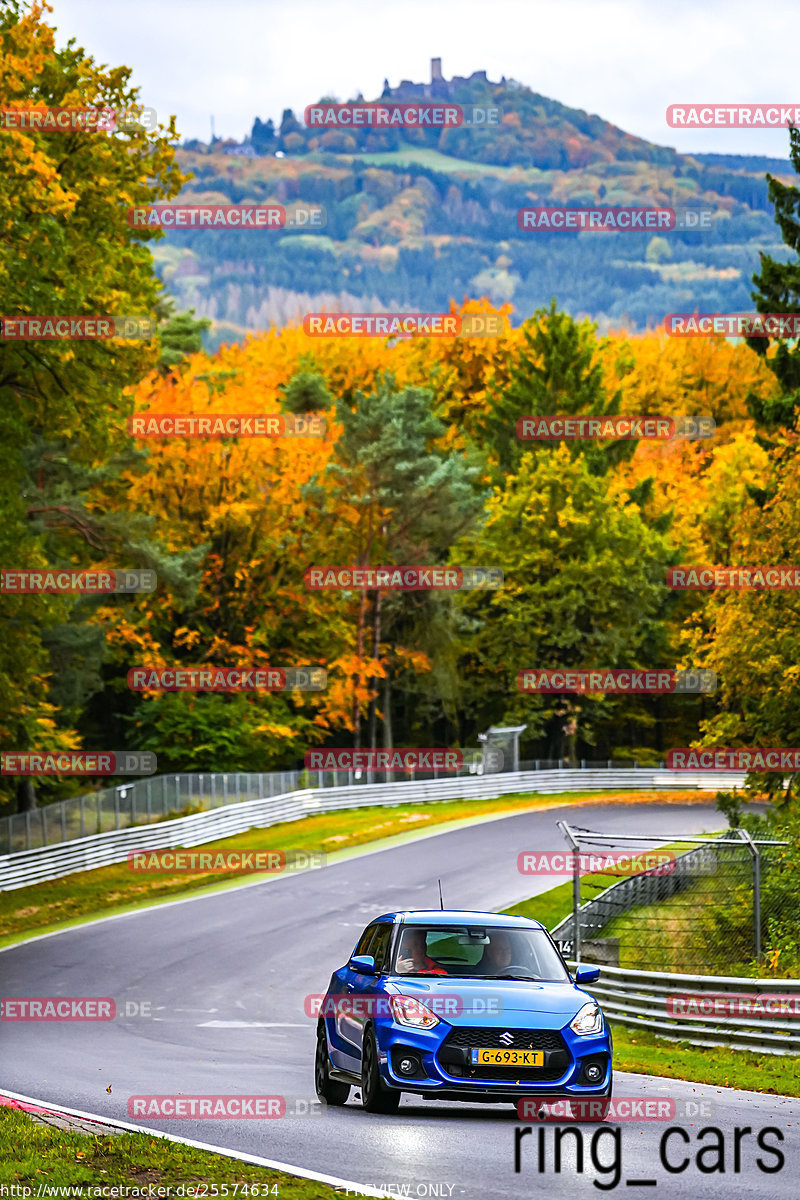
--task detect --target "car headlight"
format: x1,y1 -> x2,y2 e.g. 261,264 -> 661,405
389,995 -> 440,1029
570,1002 -> 604,1036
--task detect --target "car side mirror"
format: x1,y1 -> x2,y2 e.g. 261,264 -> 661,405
350,954 -> 377,975
575,966 -> 600,984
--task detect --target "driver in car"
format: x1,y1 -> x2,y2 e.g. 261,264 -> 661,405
472,930 -> 516,975
395,929 -> 448,975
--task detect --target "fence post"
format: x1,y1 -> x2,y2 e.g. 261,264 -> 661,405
61,801 -> 67,843
114,790 -> 121,830
26,809 -> 31,850
738,828 -> 762,960
80,795 -> 85,839
41,806 -> 48,847
558,820 -> 581,964
146,778 -> 152,823
96,792 -> 102,835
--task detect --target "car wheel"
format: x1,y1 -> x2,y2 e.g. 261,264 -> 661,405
315,1023 -> 350,1106
360,1027 -> 401,1114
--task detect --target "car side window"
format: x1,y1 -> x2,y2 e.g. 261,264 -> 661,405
353,924 -> 378,959
369,924 -> 393,974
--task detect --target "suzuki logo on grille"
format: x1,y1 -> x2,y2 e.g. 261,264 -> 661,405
499,1031 -> 514,1046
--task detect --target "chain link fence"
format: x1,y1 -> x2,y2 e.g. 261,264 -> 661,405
551,824 -> 789,975
1,750 -> 519,855
0,756 -> 681,857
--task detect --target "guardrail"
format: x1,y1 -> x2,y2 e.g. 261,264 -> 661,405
572,962 -> 800,1055
0,756 -> 677,855
0,766 -> 743,891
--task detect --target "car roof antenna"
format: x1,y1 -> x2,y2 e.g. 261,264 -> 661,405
438,879 -> 444,910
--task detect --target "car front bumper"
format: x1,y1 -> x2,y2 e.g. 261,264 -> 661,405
374,1020 -> 613,1097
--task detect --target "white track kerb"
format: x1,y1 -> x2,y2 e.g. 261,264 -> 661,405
0,1087 -> 387,1198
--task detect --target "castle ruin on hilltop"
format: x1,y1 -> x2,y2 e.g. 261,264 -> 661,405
380,59 -> 504,100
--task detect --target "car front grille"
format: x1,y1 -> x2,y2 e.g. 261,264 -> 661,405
439,1025 -> 570,1084
443,1026 -> 565,1052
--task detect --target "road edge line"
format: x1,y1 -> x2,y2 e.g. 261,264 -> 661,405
0,1086 -> 387,1197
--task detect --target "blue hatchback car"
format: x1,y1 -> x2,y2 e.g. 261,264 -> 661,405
314,909 -> 612,1114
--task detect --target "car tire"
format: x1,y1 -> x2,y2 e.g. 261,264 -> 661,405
315,1022 -> 350,1106
360,1027 -> 401,1114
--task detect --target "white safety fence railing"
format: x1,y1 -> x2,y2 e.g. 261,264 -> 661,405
571,962 -> 800,1055
0,756 -> 710,856
0,767 -> 743,891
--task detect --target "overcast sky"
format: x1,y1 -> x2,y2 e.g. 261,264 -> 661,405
49,0 -> 796,158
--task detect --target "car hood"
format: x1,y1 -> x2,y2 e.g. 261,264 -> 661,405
385,976 -> 594,1025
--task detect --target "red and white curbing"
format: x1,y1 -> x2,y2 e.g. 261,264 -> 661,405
0,1087 -> 386,1197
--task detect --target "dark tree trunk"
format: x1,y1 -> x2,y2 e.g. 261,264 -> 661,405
367,589 -> 383,751
16,777 -> 37,812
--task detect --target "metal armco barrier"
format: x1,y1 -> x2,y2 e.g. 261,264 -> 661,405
0,767 -> 743,891
572,962 -> 800,1055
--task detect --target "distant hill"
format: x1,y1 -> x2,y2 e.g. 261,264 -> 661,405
238,66 -> 686,172
163,62 -> 796,346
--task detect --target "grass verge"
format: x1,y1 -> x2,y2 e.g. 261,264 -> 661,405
0,790 -> 706,949
609,1022 -> 800,1097
0,1105 -> 337,1194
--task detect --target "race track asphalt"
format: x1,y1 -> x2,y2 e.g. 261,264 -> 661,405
1,800 -> 797,1197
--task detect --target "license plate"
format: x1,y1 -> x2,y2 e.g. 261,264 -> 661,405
470,1048 -> 544,1067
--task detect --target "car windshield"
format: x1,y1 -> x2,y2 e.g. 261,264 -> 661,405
390,924 -> 569,981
